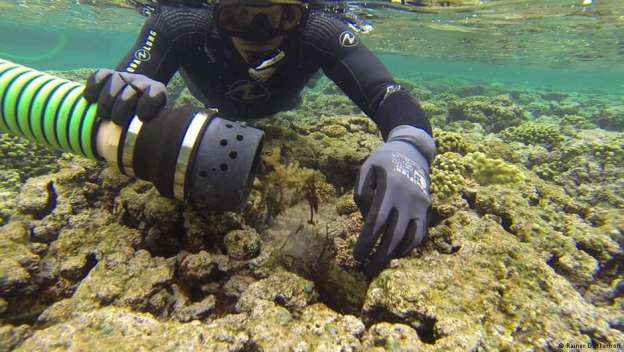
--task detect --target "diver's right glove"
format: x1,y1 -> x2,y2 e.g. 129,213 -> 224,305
83,68 -> 167,126
353,125 -> 436,278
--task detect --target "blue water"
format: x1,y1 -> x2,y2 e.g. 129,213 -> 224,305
1,1 -> 622,93
0,23 -> 135,69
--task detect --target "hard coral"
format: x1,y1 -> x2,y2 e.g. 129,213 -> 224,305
433,128 -> 470,155
0,134 -> 62,184
447,94 -> 528,132
532,133 -> 623,207
590,106 -> 624,131
464,152 -> 525,186
431,152 -> 466,199
561,114 -> 595,130
500,122 -> 564,148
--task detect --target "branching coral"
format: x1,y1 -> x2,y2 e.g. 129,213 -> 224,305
534,136 -> 623,178
320,124 -> 348,138
336,192 -> 358,216
530,134 -> 624,208
0,169 -> 21,194
422,101 -> 446,120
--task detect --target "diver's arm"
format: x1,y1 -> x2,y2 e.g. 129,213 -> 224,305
83,12 -> 177,125
301,14 -> 432,140
84,8 -> 211,125
115,10 -> 181,84
303,14 -> 436,278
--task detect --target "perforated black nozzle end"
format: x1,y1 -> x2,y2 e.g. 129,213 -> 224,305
186,117 -> 264,212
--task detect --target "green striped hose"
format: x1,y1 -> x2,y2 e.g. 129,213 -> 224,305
0,59 -> 99,159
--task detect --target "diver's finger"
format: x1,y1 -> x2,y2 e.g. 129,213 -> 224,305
83,69 -> 114,102
364,209 -> 406,278
353,168 -> 390,261
136,83 -> 167,122
354,162 -> 376,216
97,74 -> 127,121
111,84 -> 140,126
398,218 -> 420,257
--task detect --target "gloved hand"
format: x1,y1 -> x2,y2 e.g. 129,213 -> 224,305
83,69 -> 167,126
353,125 -> 436,278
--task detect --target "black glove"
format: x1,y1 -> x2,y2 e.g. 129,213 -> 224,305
353,125 -> 436,278
83,69 -> 167,126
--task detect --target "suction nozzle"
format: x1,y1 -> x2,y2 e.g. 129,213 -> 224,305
0,59 -> 264,211
115,106 -> 263,211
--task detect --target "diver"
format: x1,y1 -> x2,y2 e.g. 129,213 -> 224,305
82,0 -> 436,278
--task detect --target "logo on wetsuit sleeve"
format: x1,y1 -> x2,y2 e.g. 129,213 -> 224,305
126,30 -> 157,73
339,31 -> 358,47
382,84 -> 402,102
135,49 -> 151,62
226,80 -> 271,103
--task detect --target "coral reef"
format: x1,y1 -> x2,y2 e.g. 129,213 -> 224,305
464,152 -> 525,186
249,145 -> 336,226
254,114 -> 380,188
0,134 -> 62,194
335,191 -> 359,216
433,128 -> 471,155
365,211 -> 621,350
430,152 -> 466,199
561,114 -> 596,130
224,229 -> 262,260
500,122 -> 564,148
590,106 -> 624,131
531,130 -> 624,207
447,95 -> 529,132
0,69 -> 622,351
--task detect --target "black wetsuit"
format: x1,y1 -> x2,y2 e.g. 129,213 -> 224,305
117,6 -> 431,139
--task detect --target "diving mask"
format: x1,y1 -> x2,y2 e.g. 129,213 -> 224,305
216,0 -> 307,42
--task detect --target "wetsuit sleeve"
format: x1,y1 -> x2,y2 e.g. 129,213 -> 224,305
115,10 -> 181,84
301,14 -> 432,140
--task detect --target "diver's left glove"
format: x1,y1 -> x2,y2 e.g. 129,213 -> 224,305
353,125 -> 436,278
83,68 -> 167,126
